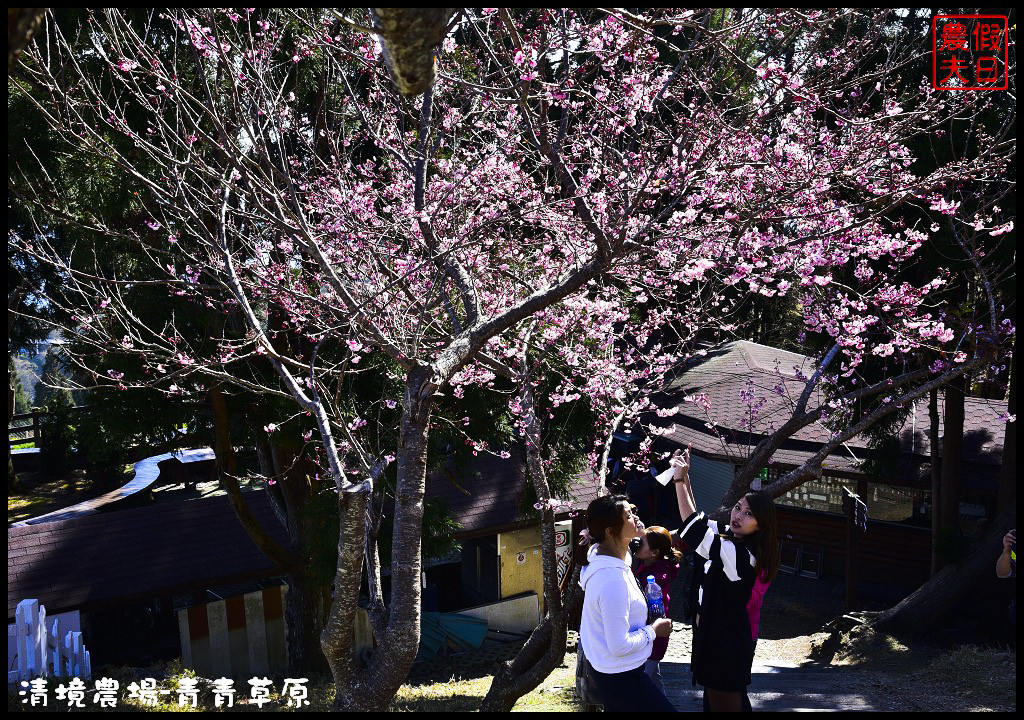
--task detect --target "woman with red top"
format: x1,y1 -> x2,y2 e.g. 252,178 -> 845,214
633,525 -> 682,695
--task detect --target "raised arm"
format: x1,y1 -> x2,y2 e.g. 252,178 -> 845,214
672,446 -> 696,520
996,530 -> 1015,578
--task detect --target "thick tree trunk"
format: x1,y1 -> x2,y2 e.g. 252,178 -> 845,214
323,365 -> 435,711
321,490 -> 371,709
8,8 -> 45,73
872,505 -> 1015,634
371,9 -> 457,96
284,573 -> 330,676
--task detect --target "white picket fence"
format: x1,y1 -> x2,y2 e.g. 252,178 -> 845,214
8,599 -> 91,685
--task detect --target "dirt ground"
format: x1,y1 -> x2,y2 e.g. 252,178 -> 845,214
748,572 -> 1015,712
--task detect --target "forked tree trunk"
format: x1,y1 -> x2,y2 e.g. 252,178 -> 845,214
322,366 -> 434,711
321,490 -> 371,709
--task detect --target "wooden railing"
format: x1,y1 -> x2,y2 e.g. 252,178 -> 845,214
8,407 -> 87,447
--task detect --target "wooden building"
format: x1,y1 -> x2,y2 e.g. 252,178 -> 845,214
615,340 -> 1007,596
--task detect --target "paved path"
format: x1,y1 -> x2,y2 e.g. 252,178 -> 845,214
661,659 -> 877,712
10,447 -> 216,527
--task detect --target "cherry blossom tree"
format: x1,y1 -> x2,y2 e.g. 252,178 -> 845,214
11,8 -> 1014,709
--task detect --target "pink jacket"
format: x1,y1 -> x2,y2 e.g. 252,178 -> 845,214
746,574 -> 771,641
634,559 -> 679,662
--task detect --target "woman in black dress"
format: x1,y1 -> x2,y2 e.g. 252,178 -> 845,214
670,447 -> 779,712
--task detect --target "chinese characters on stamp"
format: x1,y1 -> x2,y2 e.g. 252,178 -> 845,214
933,15 -> 1009,90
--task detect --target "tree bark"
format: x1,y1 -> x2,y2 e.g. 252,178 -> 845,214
8,8 -> 45,74
284,573 -> 330,676
872,505 -> 1016,634
323,364 -> 435,711
321,489 -> 370,709
371,9 -> 457,96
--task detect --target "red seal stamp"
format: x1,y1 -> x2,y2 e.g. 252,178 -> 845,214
932,14 -> 1009,90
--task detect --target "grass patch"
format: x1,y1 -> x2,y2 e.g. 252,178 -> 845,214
8,470 -> 106,524
10,655 -> 585,712
392,675 -> 491,712
832,626 -> 912,667
916,645 -> 1016,709
811,616 -> 916,669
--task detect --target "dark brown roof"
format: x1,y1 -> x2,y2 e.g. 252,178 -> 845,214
10,458 -> 603,619
8,492 -> 288,620
651,340 -> 1007,475
426,453 -> 600,538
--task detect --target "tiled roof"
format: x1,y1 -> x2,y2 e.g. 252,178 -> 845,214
649,340 -> 1006,473
9,458 -> 602,618
8,492 -> 288,620
425,453 -> 600,537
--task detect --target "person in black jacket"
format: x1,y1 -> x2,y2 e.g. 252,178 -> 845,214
669,446 -> 779,712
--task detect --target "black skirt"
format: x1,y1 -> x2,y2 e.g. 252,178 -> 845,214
691,612 -> 755,692
686,531 -> 756,692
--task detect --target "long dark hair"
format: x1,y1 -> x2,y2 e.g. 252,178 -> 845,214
578,494 -> 630,566
738,491 -> 780,582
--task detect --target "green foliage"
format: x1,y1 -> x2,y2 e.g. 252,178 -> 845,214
74,408 -> 133,485
421,499 -> 463,560
33,346 -> 74,411
39,390 -> 78,478
10,358 -> 32,414
376,496 -> 463,566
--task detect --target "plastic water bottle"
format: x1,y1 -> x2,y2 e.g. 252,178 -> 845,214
645,575 -> 665,618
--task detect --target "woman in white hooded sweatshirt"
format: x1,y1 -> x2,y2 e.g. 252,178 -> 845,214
579,494 -> 675,711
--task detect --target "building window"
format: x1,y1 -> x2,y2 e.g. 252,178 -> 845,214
865,483 -> 930,525
777,474 -> 855,515
777,474 -> 935,526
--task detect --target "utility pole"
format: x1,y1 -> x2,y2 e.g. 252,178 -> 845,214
843,487 -> 868,612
